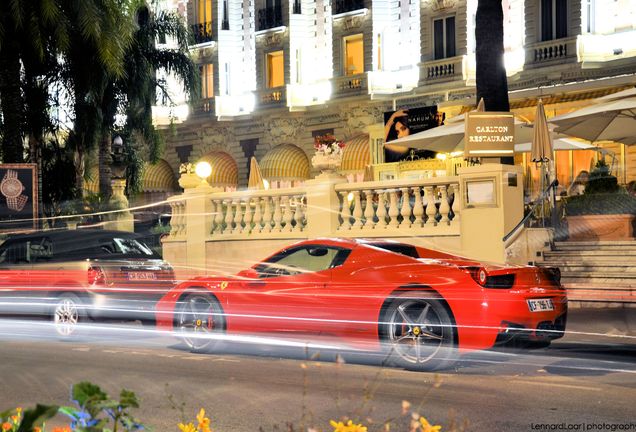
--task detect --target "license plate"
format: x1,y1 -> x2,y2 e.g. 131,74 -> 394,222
527,298 -> 554,312
127,272 -> 157,281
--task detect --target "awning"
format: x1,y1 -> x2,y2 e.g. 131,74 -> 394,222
260,144 -> 310,180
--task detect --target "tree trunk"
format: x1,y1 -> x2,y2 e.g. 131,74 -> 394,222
475,0 -> 510,112
0,42 -> 25,163
99,130 -> 113,199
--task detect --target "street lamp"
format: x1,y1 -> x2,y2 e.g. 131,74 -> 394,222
111,135 -> 126,179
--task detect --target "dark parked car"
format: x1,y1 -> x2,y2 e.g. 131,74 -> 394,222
0,229 -> 175,336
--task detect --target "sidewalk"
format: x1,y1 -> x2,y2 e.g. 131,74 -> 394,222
566,307 -> 636,339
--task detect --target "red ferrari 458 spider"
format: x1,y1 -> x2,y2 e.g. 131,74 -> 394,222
155,238 -> 567,370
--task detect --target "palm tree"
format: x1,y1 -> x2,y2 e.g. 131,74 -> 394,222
0,0 -> 68,163
115,4 -> 196,196
475,0 -> 509,112
59,0 -> 134,193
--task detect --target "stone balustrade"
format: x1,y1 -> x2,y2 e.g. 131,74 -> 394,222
528,37 -> 577,64
166,195 -> 187,240
420,55 -> 467,84
209,188 -> 307,239
334,177 -> 461,237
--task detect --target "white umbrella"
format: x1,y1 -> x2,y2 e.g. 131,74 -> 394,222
550,96 -> 636,145
514,138 -> 593,153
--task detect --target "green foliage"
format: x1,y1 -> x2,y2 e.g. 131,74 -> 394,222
564,191 -> 636,216
585,159 -> 619,194
60,381 -> 145,432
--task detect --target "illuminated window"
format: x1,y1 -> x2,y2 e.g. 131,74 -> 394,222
266,51 -> 284,88
344,34 -> 364,76
583,0 -> 595,33
433,16 -> 456,60
197,0 -> 213,24
199,63 -> 214,98
541,0 -> 567,41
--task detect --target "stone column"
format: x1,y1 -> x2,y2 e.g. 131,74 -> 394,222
304,172 -> 347,238
106,178 -> 134,232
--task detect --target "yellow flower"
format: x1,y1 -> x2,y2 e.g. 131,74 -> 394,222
52,427 -> 72,432
329,419 -> 368,432
178,422 -> 197,432
2,422 -> 13,432
419,416 -> 442,432
196,408 -> 212,432
33,427 -> 42,432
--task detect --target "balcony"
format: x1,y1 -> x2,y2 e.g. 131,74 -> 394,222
332,73 -> 368,99
191,21 -> 214,45
333,0 -> 365,15
258,87 -> 287,108
190,97 -> 215,117
420,55 -> 468,85
367,68 -> 419,95
257,6 -> 283,31
577,31 -> 636,66
526,37 -> 577,68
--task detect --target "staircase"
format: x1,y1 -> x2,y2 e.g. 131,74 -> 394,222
538,240 -> 636,308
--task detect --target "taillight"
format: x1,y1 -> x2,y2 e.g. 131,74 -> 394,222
469,267 -> 488,286
88,266 -> 105,285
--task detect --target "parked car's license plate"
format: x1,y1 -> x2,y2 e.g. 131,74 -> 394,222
527,298 -> 554,312
127,272 -> 157,281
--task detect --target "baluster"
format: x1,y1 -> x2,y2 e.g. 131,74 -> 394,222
233,198 -> 244,233
294,195 -> 305,231
253,197 -> 263,232
209,199 -> 217,234
400,187 -> 412,228
388,190 -> 399,228
339,191 -> 352,230
424,186 -> 437,226
263,196 -> 273,232
272,195 -> 283,232
363,190 -> 375,228
439,185 -> 450,224
224,199 -> 234,233
214,199 -> 224,233
412,186 -> 424,227
451,183 -> 461,223
352,191 -> 363,228
376,191 -> 388,228
282,195 -> 293,232
243,196 -> 253,233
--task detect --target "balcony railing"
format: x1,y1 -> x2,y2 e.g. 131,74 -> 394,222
257,6 -> 283,31
258,87 -> 286,107
191,21 -> 214,45
333,0 -> 365,15
527,37 -> 577,66
332,73 -> 368,98
420,55 -> 467,85
190,97 -> 215,117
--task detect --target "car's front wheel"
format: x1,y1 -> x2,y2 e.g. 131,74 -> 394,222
52,293 -> 86,338
383,292 -> 457,371
176,293 -> 225,353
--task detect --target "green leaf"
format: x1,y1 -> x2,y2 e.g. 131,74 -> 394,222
16,404 -> 59,432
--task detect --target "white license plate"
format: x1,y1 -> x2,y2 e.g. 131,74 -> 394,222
127,272 -> 157,281
527,298 -> 554,312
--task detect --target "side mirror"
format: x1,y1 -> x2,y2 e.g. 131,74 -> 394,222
236,268 -> 259,279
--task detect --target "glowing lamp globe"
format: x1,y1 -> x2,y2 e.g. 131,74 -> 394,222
195,161 -> 212,179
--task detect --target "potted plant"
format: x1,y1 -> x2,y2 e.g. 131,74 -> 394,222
564,160 -> 636,241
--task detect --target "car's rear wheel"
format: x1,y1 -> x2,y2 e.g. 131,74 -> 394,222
52,293 -> 86,338
383,292 -> 457,371
176,294 -> 225,353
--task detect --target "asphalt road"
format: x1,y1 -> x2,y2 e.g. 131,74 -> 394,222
0,308 -> 634,432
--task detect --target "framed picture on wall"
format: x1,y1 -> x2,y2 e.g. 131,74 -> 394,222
0,164 -> 38,231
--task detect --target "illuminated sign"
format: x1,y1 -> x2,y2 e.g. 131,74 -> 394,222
464,112 -> 515,158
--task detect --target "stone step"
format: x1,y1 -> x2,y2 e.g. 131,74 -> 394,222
543,250 -> 636,258
555,240 -> 636,248
544,265 -> 636,273
563,283 -> 636,304
561,276 -> 636,288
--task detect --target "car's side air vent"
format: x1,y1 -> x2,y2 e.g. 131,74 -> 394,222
484,274 -> 516,289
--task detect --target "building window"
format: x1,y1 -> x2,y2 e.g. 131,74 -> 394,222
199,63 -> 214,98
583,0 -> 595,33
257,0 -> 283,31
344,34 -> 364,76
433,16 -> 456,60
541,0 -> 567,41
192,0 -> 213,43
266,51 -> 284,88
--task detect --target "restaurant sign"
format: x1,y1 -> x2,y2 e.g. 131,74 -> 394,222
464,112 -> 515,158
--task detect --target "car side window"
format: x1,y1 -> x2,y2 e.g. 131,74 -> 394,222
256,246 -> 350,278
0,241 -> 30,265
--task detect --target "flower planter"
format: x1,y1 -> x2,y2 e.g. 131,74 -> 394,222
311,153 -> 342,173
566,214 -> 635,241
